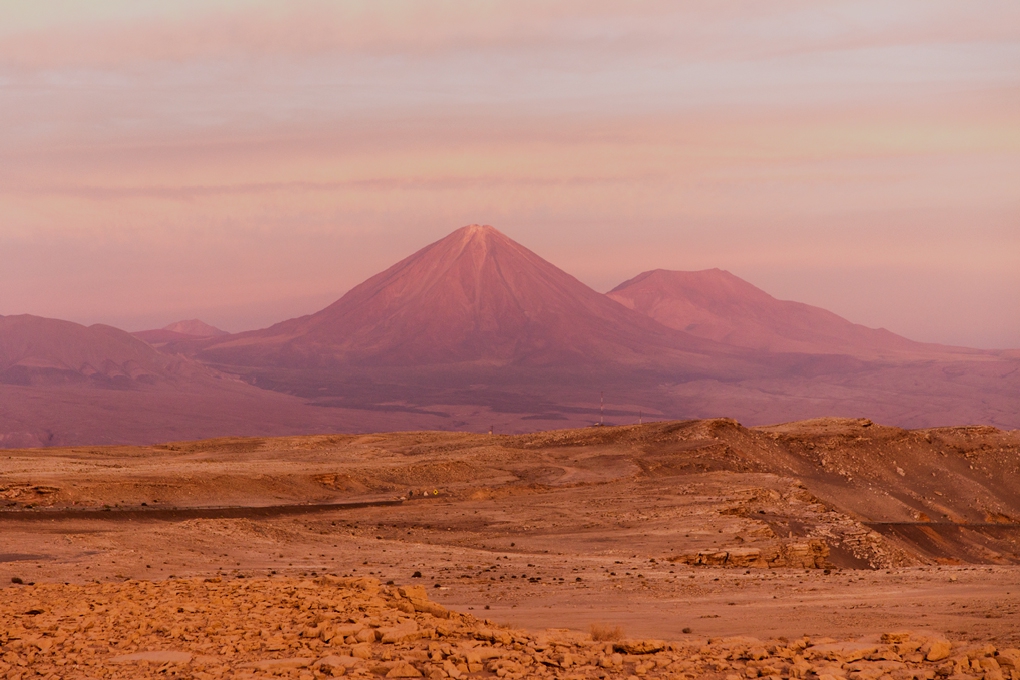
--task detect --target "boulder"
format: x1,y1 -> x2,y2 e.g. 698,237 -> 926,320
924,639 -> 952,662
997,649 -> 1020,669
381,620 -> 421,644
398,585 -> 450,619
314,654 -> 361,670
386,661 -> 423,678
351,643 -> 374,659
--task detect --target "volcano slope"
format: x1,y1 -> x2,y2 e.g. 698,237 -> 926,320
190,225 -> 727,369
178,225 -> 1020,433
2,418 -> 1018,653
6,226 -> 1020,448
183,224 -> 764,427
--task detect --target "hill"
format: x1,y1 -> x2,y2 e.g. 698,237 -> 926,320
0,314 -> 458,448
0,314 -> 199,387
608,268 -> 972,358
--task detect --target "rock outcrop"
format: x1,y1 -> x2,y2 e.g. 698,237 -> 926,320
671,539 -> 831,569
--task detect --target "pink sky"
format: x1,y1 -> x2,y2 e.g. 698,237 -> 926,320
1,1 -> 1018,348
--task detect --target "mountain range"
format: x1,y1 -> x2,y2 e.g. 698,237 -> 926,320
2,225 -> 1018,447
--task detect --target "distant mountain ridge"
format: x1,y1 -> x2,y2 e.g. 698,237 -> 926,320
163,319 -> 227,337
0,314 -> 433,448
134,319 -> 227,347
2,225 -> 1019,447
0,314 -> 201,387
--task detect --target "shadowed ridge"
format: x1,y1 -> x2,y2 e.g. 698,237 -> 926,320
609,268 -> 977,358
197,225 -> 730,368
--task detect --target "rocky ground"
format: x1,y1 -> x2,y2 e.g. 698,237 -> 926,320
2,419 -> 1020,677
3,575 -> 1018,680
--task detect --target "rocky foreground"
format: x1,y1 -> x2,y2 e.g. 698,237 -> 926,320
1,577 -> 1017,680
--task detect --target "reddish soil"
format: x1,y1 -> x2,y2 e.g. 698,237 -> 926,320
2,419 -> 1018,657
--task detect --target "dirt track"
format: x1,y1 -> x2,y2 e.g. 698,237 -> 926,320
0,498 -> 404,522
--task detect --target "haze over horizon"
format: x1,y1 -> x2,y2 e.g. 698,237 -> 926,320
2,1 -> 1018,348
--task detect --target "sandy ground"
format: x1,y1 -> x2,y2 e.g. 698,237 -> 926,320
2,507 -> 1018,647
0,417 -> 1015,676
2,418 -> 1019,657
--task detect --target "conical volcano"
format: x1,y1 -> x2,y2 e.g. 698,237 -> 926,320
199,225 -> 720,369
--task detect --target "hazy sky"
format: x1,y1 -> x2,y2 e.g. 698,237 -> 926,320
1,1 -> 1018,347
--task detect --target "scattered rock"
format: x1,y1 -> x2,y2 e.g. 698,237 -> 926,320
110,651 -> 192,664
0,576 -> 989,680
240,657 -> 314,669
614,639 -> 666,654
672,539 -> 830,569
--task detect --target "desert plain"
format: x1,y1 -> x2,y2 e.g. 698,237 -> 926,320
2,418 -> 1019,679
